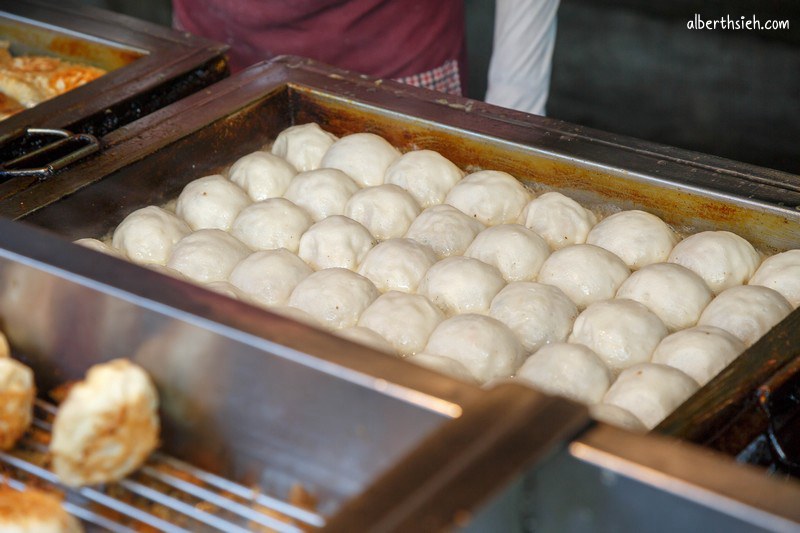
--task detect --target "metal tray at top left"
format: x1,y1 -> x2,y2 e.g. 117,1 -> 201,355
0,0 -> 228,200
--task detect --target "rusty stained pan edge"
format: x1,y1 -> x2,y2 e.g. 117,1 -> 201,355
0,0 -> 228,136
281,56 -> 800,191
284,82 -> 800,253
6,55 -> 800,457
270,60 -> 800,254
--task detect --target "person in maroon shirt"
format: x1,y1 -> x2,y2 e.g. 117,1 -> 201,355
172,0 -> 467,95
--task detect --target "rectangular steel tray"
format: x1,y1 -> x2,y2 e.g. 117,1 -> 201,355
0,0 -> 228,136
0,0 -> 228,198
4,57 -> 800,454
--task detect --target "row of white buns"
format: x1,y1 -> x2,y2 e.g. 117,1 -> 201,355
75,123 -> 800,432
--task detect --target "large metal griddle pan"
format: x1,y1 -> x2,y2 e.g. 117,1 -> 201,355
4,57 -> 800,455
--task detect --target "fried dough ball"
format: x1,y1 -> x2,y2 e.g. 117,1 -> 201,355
586,210 -> 677,269
336,326 -> 396,355
0,486 -> 83,533
175,175 -> 251,231
229,249 -> 313,306
358,292 -> 445,356
298,215 -> 376,270
320,132 -> 401,187
74,238 -> 125,258
538,244 -> 630,309
230,198 -> 313,253
489,282 -> 578,353
228,151 -> 297,201
271,122 -> 338,172
405,204 -> 485,258
651,325 -> 745,386
569,299 -> 668,373
616,262 -> 713,331
288,268 -> 379,329
519,192 -> 597,250
424,314 -> 526,383
589,403 -> 646,433
667,231 -> 760,294
697,285 -> 792,347
749,249 -> 800,308
356,238 -> 437,293
465,224 -> 550,282
167,229 -> 251,283
418,256 -> 506,315
603,363 -> 699,429
0,357 -> 35,450
51,359 -> 160,486
407,353 -> 478,384
0,329 -> 10,358
444,170 -> 530,226
283,168 -> 360,222
384,149 -> 464,207
345,184 -> 421,240
111,206 -> 191,265
516,342 -> 612,405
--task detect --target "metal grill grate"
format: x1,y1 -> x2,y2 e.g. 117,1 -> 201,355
0,400 -> 326,532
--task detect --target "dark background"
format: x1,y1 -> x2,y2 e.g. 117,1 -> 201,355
83,0 -> 799,175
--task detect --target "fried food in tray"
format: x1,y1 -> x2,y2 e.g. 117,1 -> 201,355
0,41 -> 105,119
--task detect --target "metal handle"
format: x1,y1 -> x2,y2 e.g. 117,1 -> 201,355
0,127 -> 100,181
757,356 -> 800,475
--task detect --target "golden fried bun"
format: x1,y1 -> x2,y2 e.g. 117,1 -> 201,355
51,359 -> 159,486
0,357 -> 35,450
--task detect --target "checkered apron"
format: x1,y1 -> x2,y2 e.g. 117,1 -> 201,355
395,59 -> 462,96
